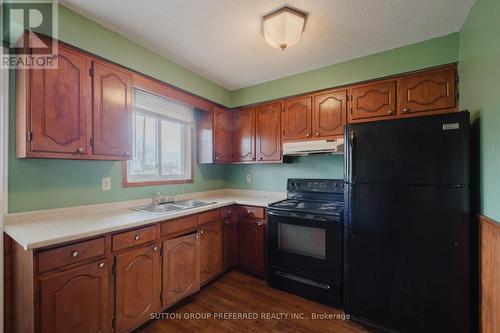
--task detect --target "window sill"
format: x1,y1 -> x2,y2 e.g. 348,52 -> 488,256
121,162 -> 193,187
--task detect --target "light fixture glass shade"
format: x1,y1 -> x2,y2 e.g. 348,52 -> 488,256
263,7 -> 306,50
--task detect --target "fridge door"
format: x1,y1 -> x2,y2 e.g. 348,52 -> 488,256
345,112 -> 470,185
344,184 -> 472,333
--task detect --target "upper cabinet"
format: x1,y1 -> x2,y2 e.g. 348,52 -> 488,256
16,39 -> 133,160
256,102 -> 282,162
398,66 -> 457,115
282,96 -> 312,141
312,89 -> 347,139
91,61 -> 133,158
213,106 -> 234,163
349,80 -> 397,122
233,107 -> 256,162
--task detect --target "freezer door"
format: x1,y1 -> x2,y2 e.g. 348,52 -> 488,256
344,184 -> 473,333
345,112 -> 470,185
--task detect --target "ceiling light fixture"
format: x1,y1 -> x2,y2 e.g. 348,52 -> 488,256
262,6 -> 307,51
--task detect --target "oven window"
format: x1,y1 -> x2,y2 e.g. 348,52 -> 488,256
278,223 -> 326,259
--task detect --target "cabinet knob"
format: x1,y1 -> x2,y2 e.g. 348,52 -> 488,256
200,230 -> 204,235
134,235 -> 140,240
71,251 -> 79,258
153,246 -> 159,252
257,222 -> 263,226
402,108 -> 410,113
315,132 -> 320,137
306,132 -> 311,137
247,210 -> 252,214
98,262 -> 105,268
195,234 -> 200,239
225,220 -> 230,225
259,157 -> 263,160
124,151 -> 131,157
387,110 -> 394,115
77,147 -> 84,153
215,156 -> 219,160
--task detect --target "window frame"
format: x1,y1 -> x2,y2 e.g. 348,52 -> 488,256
122,81 -> 195,188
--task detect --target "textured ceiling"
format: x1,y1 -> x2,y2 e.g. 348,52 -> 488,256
59,0 -> 475,90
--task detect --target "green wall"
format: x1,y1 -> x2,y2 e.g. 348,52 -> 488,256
459,0 -> 500,222
231,33 -> 460,107
226,155 -> 344,191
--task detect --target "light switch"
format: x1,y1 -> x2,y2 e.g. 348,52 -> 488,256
246,174 -> 252,183
102,177 -> 111,191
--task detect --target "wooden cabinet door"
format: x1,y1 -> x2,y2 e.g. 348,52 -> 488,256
213,106 -> 233,163
256,102 -> 282,162
115,244 -> 161,333
313,89 -> 347,139
233,107 -> 255,162
282,96 -> 312,141
30,44 -> 90,156
239,219 -> 266,277
350,81 -> 397,121
163,233 -> 200,307
92,61 -> 132,158
200,221 -> 223,284
39,260 -> 110,333
399,67 -> 457,115
223,214 -> 239,270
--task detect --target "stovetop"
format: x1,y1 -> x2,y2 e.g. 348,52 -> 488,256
269,199 -> 344,216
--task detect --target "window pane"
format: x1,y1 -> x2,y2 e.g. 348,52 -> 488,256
160,120 -> 184,177
129,113 -> 158,178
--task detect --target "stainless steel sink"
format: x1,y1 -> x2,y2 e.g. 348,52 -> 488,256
131,200 -> 215,215
174,200 -> 215,208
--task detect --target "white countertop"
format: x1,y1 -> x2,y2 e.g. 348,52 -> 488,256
4,189 -> 286,251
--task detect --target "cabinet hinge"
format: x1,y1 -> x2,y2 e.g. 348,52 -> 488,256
160,293 -> 163,304
112,318 -> 116,330
349,95 -> 353,102
456,91 -> 460,101
112,263 -> 116,275
456,75 -> 459,84
34,288 -> 40,305
27,131 -> 32,142
89,67 -> 94,77
90,137 -> 94,147
160,248 -> 164,257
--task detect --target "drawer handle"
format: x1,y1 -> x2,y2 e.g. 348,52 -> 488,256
402,108 -> 410,113
225,220 -> 230,225
98,262 -> 105,268
228,210 -> 232,214
71,251 -> 79,258
134,235 -> 140,240
77,147 -> 84,153
247,210 -> 252,214
195,235 -> 200,239
257,222 -> 263,226
315,132 -> 320,137
200,230 -> 204,235
306,132 -> 310,137
124,151 -> 131,157
387,110 -> 394,115
153,246 -> 159,252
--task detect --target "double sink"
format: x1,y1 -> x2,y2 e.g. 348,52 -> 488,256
132,199 -> 216,215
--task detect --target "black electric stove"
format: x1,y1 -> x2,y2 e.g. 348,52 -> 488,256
267,179 -> 345,308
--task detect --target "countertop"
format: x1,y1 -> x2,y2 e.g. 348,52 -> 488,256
4,189 -> 286,251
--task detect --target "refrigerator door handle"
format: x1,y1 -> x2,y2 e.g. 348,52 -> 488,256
347,130 -> 355,183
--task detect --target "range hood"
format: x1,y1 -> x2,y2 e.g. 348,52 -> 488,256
283,138 -> 344,156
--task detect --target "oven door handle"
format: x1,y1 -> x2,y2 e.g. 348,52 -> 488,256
275,271 -> 331,290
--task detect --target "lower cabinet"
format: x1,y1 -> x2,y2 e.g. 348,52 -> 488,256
162,232 -> 201,308
39,259 -> 111,333
114,244 -> 161,333
200,221 -> 223,284
223,213 -> 239,270
239,218 -> 266,277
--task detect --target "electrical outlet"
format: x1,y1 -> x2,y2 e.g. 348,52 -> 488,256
246,174 -> 252,183
102,177 -> 111,191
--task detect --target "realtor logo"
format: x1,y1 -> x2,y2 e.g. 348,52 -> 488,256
1,0 -> 58,68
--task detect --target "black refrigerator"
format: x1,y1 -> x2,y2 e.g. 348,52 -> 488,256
344,112 -> 475,333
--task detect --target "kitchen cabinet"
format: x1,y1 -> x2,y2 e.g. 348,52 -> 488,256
114,244 -> 161,333
91,60 -> 133,158
239,218 -> 266,277
233,107 -> 256,162
199,221 -> 223,284
223,207 -> 239,270
213,106 -> 234,163
39,260 -> 110,333
398,66 -> 457,115
282,96 -> 312,141
162,232 -> 201,307
349,80 -> 397,122
312,89 -> 347,139
256,102 -> 282,162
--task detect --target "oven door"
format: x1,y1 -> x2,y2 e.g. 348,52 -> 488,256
267,210 -> 342,282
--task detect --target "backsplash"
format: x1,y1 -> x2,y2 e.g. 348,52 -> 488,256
225,155 -> 344,191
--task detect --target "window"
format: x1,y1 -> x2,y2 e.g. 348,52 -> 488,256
125,88 -> 193,186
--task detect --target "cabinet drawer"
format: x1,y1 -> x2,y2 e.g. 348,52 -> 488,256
198,209 -> 221,226
238,205 -> 265,219
37,237 -> 106,273
162,215 -> 197,236
112,225 -> 157,252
